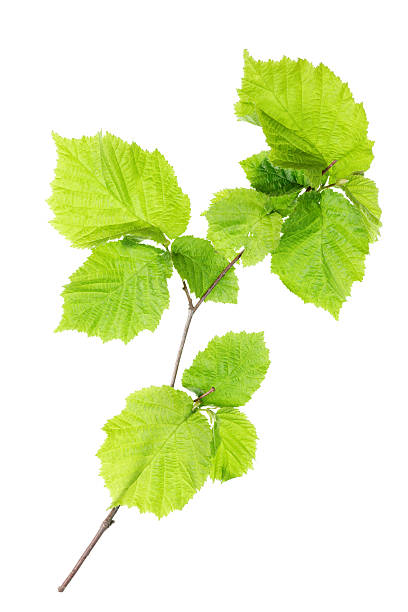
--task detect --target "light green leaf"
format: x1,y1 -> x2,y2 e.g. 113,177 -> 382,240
211,408 -> 257,483
57,241 -> 173,343
342,175 -> 381,241
264,192 -> 299,217
240,150 -> 309,194
98,386 -> 212,518
171,236 -> 239,304
236,52 -> 374,180
182,331 -> 270,407
203,188 -> 283,266
48,132 -> 190,247
271,190 -> 370,318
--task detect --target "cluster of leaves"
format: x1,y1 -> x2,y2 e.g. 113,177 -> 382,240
50,132 -> 239,343
98,331 -> 270,517
49,53 -> 380,521
204,51 -> 381,318
49,132 -> 267,518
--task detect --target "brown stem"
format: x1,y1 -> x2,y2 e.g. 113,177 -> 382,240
182,280 -> 194,310
57,248 -> 244,592
57,506 -> 119,592
169,307 -> 194,387
193,249 -> 244,311
322,159 -> 338,175
319,182 -> 336,191
194,386 -> 215,402
169,249 -> 244,387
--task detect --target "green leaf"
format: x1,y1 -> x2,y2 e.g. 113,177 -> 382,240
57,241 -> 173,343
342,175 -> 381,241
240,150 -> 308,194
211,408 -> 257,483
171,236 -> 239,304
48,132 -> 190,248
182,331 -> 270,407
236,52 -> 374,180
98,386 -> 212,518
271,190 -> 370,318
203,188 -> 283,266
267,193 -> 300,217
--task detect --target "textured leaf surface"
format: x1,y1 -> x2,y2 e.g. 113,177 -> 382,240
171,236 -> 238,303
236,52 -> 374,180
49,132 -> 190,247
265,193 -> 300,217
342,175 -> 381,241
240,150 -> 308,194
57,241 -> 172,343
204,188 -> 283,266
182,331 -> 270,407
98,386 -> 212,517
211,408 -> 257,482
271,190 -> 370,318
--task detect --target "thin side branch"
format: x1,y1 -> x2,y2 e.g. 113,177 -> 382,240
182,280 -> 194,310
193,249 -> 244,311
322,159 -> 338,175
194,386 -> 215,402
319,182 -> 336,191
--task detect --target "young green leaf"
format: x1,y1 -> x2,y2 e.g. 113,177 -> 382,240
97,386 -> 212,518
48,132 -> 190,248
182,331 -> 270,407
57,241 -> 172,343
203,188 -> 283,266
211,408 -> 257,483
240,150 -> 308,194
171,236 -> 239,303
342,175 -> 381,241
236,52 -> 374,180
271,190 -> 370,318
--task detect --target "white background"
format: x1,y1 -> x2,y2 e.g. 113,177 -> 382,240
1,1 -> 407,610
